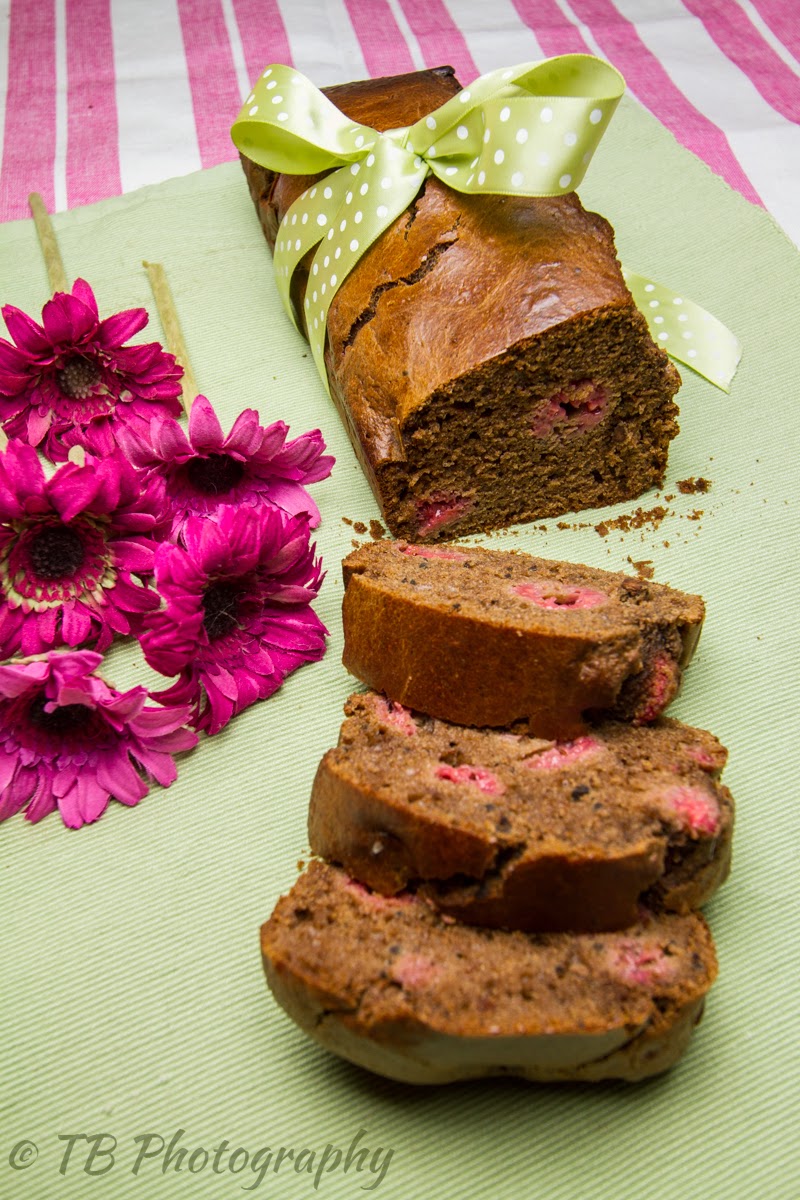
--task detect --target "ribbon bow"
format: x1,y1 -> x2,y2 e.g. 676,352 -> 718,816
232,57 -> 740,392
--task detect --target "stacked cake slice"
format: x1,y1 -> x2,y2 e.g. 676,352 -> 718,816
261,541 -> 732,1083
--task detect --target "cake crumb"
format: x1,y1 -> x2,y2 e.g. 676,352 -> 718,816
353,521 -> 368,534
557,521 -> 571,529
297,860 -> 306,871
663,540 -> 670,548
341,517 -> 353,526
369,519 -> 386,540
686,510 -> 703,521
594,506 -> 669,537
663,494 -> 675,502
677,477 -> 711,494
351,539 -> 361,548
627,557 -> 655,580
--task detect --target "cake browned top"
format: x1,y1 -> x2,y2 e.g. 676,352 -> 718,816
250,66 -> 640,426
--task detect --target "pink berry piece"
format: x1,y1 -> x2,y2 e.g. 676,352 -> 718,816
531,380 -> 609,438
524,736 -> 600,770
663,785 -> 720,836
415,492 -> 472,537
685,744 -> 724,772
344,878 -> 415,909
435,763 -> 506,795
633,652 -> 681,724
611,939 -> 677,987
371,695 -> 417,737
514,581 -> 608,610
400,544 -> 468,561
391,953 -> 440,989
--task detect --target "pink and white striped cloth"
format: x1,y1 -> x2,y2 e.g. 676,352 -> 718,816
0,0 -> 798,243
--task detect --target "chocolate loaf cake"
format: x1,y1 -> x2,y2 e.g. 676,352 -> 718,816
262,860 -> 717,1084
342,541 -> 704,738
308,692 -> 733,933
240,67 -> 681,542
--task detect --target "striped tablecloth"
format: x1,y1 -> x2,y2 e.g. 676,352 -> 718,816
0,0 -> 798,245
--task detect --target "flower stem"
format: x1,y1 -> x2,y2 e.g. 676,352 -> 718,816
142,261 -> 199,415
28,193 -> 68,294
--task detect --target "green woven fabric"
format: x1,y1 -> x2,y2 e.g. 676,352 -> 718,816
1,94 -> 798,1199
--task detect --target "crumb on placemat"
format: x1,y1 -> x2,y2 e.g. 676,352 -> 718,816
626,556 -> 655,580
594,506 -> 669,537
353,521 -> 368,534
369,520 -> 386,540
677,477 -> 712,494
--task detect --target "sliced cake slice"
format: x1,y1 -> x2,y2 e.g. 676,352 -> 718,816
342,540 -> 704,738
262,860 -> 718,1084
308,691 -> 733,933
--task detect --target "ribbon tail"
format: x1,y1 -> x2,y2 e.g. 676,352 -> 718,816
624,269 -> 741,392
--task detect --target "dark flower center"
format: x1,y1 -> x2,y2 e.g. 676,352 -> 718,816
28,525 -> 86,579
56,355 -> 102,400
202,582 -> 242,640
186,453 -> 246,496
28,693 -> 91,735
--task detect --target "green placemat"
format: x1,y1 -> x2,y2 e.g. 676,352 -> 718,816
1,94 -> 799,1200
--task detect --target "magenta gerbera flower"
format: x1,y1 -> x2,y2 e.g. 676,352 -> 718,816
0,440 -> 166,657
120,393 -> 334,540
0,278 -> 183,461
139,505 -> 327,734
0,650 -> 198,828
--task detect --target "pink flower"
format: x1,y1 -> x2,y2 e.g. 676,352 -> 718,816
120,393 -> 334,540
0,440 -> 166,657
0,278 -> 183,461
139,505 -> 327,734
0,650 -> 197,828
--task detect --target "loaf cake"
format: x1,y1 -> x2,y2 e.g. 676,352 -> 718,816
308,691 -> 733,933
342,540 -> 704,738
262,859 -> 717,1084
240,67 -> 681,542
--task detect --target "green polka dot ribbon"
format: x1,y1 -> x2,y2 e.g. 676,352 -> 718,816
623,269 -> 741,392
232,57 -> 740,394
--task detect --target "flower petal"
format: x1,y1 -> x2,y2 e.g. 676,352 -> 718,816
95,755 -> 148,806
1,304 -> 50,355
96,307 -> 149,348
188,394 -> 224,450
0,753 -> 24,820
41,289 -> 98,346
222,406 -> 263,455
61,603 -> 95,646
263,478 -> 321,528
70,278 -> 100,320
23,773 -> 56,823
